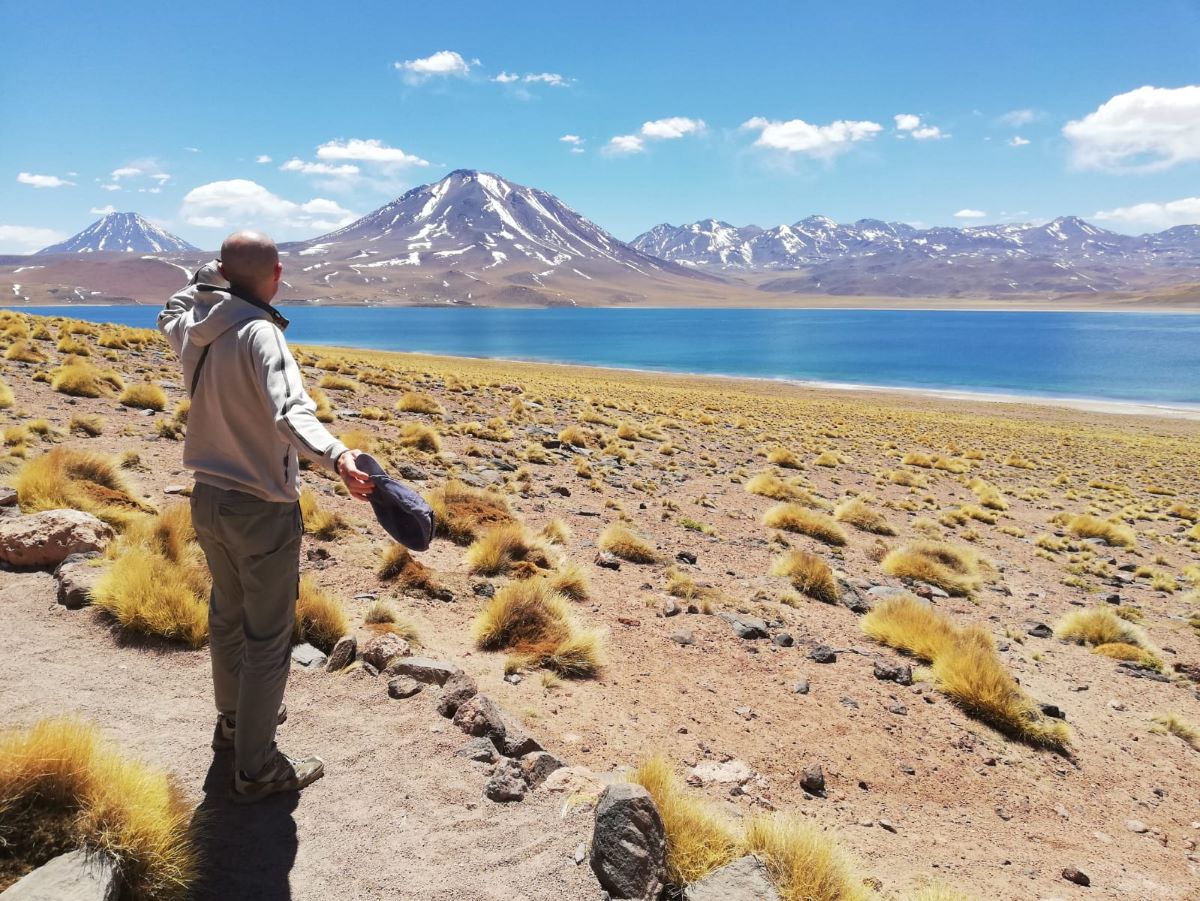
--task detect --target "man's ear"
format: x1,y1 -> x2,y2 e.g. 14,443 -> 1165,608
273,261 -> 283,282
217,261 -> 226,279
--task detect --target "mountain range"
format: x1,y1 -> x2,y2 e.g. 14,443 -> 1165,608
3,171 -> 1198,306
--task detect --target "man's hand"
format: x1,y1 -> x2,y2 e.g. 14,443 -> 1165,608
336,449 -> 374,501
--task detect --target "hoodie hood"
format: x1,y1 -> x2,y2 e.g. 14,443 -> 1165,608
187,287 -> 288,348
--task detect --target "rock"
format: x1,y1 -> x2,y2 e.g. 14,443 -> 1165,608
361,633 -> 411,670
290,643 -> 326,669
0,487 -> 17,507
1062,866 -> 1090,886
1126,819 -> 1149,834
543,765 -> 605,801
867,585 -> 910,600
387,677 -> 423,699
54,553 -> 105,609
0,510 -> 114,568
1040,703 -> 1066,720
676,550 -> 698,565
520,751 -> 565,788
485,758 -> 526,802
453,694 -> 507,747
504,673 -> 522,685
838,581 -> 871,614
800,764 -> 826,796
396,463 -> 429,481
472,581 -> 496,598
690,759 -> 752,786
873,659 -> 912,685
437,671 -> 479,718
382,656 -> 461,686
590,783 -> 667,901
595,551 -> 622,570
879,819 -> 897,834
771,632 -> 794,648
670,629 -> 695,647
162,484 -> 188,495
325,635 -> 356,672
498,717 -> 543,758
455,737 -> 498,763
684,854 -> 780,901
663,598 -> 680,617
718,612 -> 769,640
808,645 -> 837,664
1026,622 -> 1053,639
0,849 -> 118,901
551,485 -> 571,496
792,680 -> 810,695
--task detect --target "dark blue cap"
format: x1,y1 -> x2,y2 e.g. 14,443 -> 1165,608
356,453 -> 435,551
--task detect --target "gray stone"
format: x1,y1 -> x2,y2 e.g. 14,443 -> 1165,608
808,645 -> 837,664
0,849 -> 118,901
718,612 -> 769,640
54,553 -> 105,609
684,854 -> 780,901
382,656 -> 461,686
670,629 -> 695,647
792,680 -> 810,694
771,632 -> 794,648
0,487 -> 17,507
0,510 -> 114,568
800,764 -> 826,796
485,758 -> 526,802
663,598 -> 680,617
1062,866 -> 1090,887
290,643 -> 326,669
873,659 -> 913,685
361,632 -> 411,670
325,635 -> 356,672
387,676 -> 423,699
590,783 -> 667,901
866,585 -> 910,600
455,737 -> 498,763
437,671 -> 479,718
499,717 -> 543,758
1026,622 -> 1053,639
520,751 -> 566,788
595,551 -> 622,570
453,694 -> 507,746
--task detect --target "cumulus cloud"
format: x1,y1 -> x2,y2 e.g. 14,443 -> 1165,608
1063,85 -> 1200,172
315,138 -> 428,167
180,179 -> 357,234
280,159 -> 361,177
740,116 -> 883,159
560,134 -> 583,145
395,50 -> 474,83
954,209 -> 987,219
640,116 -> 706,139
111,166 -> 142,180
523,72 -> 567,86
605,135 -> 646,155
256,154 -> 272,164
100,184 -> 121,192
1093,196 -> 1200,230
17,172 -> 73,188
90,205 -> 118,215
998,109 -> 1041,127
0,224 -> 66,253
1008,136 -> 1030,147
894,113 -> 947,140
493,71 -> 519,83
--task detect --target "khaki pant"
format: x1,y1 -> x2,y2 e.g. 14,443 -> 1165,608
191,482 -> 302,777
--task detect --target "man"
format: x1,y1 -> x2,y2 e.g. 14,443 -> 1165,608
159,231 -> 373,803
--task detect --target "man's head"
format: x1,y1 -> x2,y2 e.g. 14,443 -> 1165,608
218,231 -> 282,303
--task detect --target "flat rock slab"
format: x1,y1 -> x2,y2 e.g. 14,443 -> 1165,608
0,510 -> 114,568
718,612 -> 769,640
684,855 -> 779,901
0,849 -> 119,901
382,656 -> 461,686
291,643 -> 327,669
54,553 -> 107,609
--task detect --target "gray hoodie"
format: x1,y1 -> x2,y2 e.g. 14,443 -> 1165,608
158,263 -> 347,502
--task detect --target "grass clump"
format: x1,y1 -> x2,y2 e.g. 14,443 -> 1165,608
767,448 -> 803,469
299,489 -> 350,539
50,358 -> 124,398
465,522 -> 557,577
834,497 -> 896,536
745,472 -> 821,505
763,504 -> 847,546
1054,607 -> 1151,649
396,392 -> 443,414
118,382 -> 167,411
599,522 -> 659,563
1150,712 -> 1200,751
472,579 -> 604,678
397,421 -> 441,452
0,377 -> 13,408
16,446 -> 152,529
427,479 -> 513,544
745,814 -> 869,901
294,575 -> 348,653
377,543 -> 438,591
317,374 -> 357,392
1066,513 -> 1135,548
4,340 -> 46,363
881,541 -> 988,596
771,550 -> 839,604
0,717 -> 196,899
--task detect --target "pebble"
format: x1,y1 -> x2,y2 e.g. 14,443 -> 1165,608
808,645 -> 837,664
792,680 -> 810,695
1126,819 -> 1149,834
1062,866 -> 1090,887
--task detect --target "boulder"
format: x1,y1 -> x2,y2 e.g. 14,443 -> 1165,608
361,633 -> 411,670
542,765 -> 605,803
689,759 -> 752,786
54,553 -> 106,609
455,737 -> 498,763
0,487 -> 17,507
485,758 -> 526,802
0,849 -> 118,901
387,676 -> 423,699
590,783 -> 667,901
382,656 -> 461,686
498,717 -> 543,758
684,855 -> 780,901
437,671 -> 479,718
0,510 -> 113,568
452,694 -> 507,747
800,764 -> 826,796
290,643 -> 326,669
325,635 -> 356,672
718,612 -> 769,640
520,751 -> 565,789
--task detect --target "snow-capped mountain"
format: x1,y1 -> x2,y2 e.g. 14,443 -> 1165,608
283,169 -> 707,304
630,215 -> 1200,296
37,212 -> 197,254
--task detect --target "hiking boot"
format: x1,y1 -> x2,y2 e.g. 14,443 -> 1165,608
232,748 -> 325,804
211,704 -> 288,751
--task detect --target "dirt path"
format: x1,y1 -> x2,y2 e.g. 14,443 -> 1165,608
0,571 -> 601,901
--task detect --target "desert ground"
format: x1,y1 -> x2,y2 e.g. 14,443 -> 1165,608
0,309 -> 1198,900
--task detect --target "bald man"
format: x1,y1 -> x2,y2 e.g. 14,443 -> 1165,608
159,231 -> 373,803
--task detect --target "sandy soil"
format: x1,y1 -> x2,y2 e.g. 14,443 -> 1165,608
1,314 -> 1199,900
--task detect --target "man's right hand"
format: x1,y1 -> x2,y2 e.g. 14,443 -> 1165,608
336,450 -> 374,501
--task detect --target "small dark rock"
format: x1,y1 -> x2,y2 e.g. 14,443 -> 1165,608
800,764 -> 826,796
325,635 -> 356,671
472,581 -> 496,598
1040,703 -> 1066,720
485,758 -> 526,802
718,612 -> 769,640
1027,623 -> 1053,639
595,551 -> 621,570
808,645 -> 837,664
387,677 -> 423,699
455,737 -> 498,763
676,550 -> 697,565
772,632 -> 794,648
873,659 -> 913,685
1062,866 -> 1090,887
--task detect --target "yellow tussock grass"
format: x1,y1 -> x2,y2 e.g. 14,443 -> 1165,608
767,448 -> 803,469
377,543 -> 438,591
834,497 -> 896,535
0,377 -> 13,408
337,428 -> 376,453
599,522 -> 659,563
1067,513 -> 1135,548
118,382 -> 167,411
427,479 -> 513,544
465,522 -> 557,576
294,575 -> 348,653
4,340 -> 46,363
881,541 -> 988,596
539,517 -> 572,545
396,392 -> 443,414
398,421 -> 441,452
299,489 -> 350,539
317,373 -> 357,391
16,446 -> 152,529
745,472 -> 820,505
1150,712 -> 1200,751
771,550 -> 839,604
310,387 -> 335,423
745,813 -> 869,901
763,504 -> 847,546
905,885 -> 975,901
0,717 -> 196,900
544,561 -> 589,601
472,579 -> 603,677
1054,607 -> 1149,648
50,358 -> 124,398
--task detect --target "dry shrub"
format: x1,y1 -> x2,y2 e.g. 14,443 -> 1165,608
16,446 -> 152,528
50,358 -> 124,398
294,575 -> 348,653
558,425 -> 592,448
771,550 -> 839,604
4,340 -> 46,363
767,448 -> 803,469
299,489 -> 350,539
318,374 -> 357,392
472,579 -> 603,678
310,387 -> 335,423
0,377 -> 13,409
763,504 -> 847,546
398,422 -> 441,452
813,450 -> 840,467
465,522 -> 557,576
745,814 -> 868,901
745,472 -> 821,505
377,543 -> 438,591
1066,513 -> 1135,548
1150,712 -> 1200,751
337,428 -> 376,454
539,518 -> 572,545
599,522 -> 659,563
427,480 -> 513,544
57,336 -> 92,356
543,561 -> 589,601
0,717 -> 196,900
834,497 -> 896,536
1055,607 -> 1150,648
396,392 -> 443,414
968,478 -> 1009,511
118,382 -> 167,411
881,541 -> 988,596
902,451 -> 933,468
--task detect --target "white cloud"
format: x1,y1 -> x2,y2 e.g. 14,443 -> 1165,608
640,116 -> 705,139
1008,136 -> 1030,147
17,172 -> 73,188
998,109 -> 1041,127
100,184 -> 121,192
559,134 -> 583,145
493,71 -> 519,83
954,209 -> 987,219
604,135 -> 645,155
741,116 -> 883,158
180,179 -> 357,234
1093,196 -> 1200,230
256,154 -> 272,164
90,205 -> 118,215
184,146 -> 201,153
151,173 -> 171,185
894,113 -> 946,140
395,50 -> 473,83
315,137 -> 429,167
280,158 -> 360,177
111,166 -> 142,180
523,72 -> 567,86
1063,85 -> 1200,172
0,224 -> 66,253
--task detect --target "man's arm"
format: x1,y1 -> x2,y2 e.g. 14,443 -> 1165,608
157,261 -> 222,356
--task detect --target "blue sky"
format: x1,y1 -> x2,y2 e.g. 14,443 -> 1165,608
2,0 -> 1199,252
